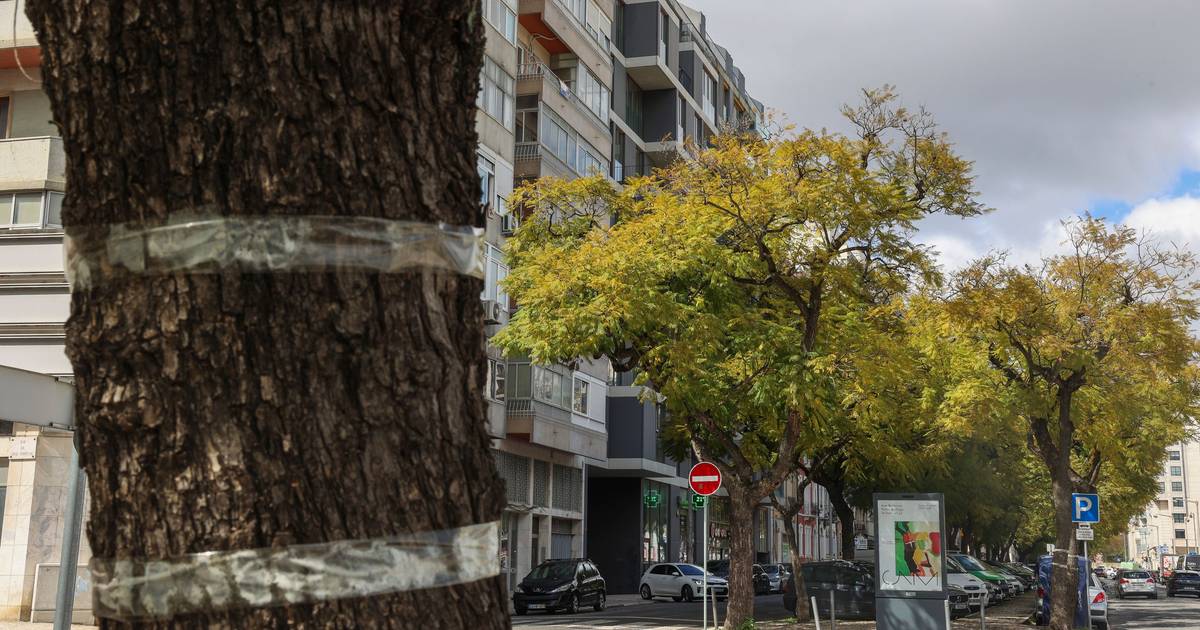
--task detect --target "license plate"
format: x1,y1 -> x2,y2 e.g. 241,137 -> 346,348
528,604 -> 545,610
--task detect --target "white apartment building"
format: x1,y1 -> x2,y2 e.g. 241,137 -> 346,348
0,2 -> 93,623
1126,441 -> 1200,570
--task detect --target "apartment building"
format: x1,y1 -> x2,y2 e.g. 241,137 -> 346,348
0,2 -> 92,622
1127,441 -> 1200,569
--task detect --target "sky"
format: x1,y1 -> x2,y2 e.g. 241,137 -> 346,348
685,0 -> 1200,269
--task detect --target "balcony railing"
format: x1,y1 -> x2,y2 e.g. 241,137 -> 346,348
515,142 -> 541,162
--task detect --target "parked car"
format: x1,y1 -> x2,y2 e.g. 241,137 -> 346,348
705,559 -> 731,578
1035,555 -> 1107,629
752,564 -> 771,595
980,559 -> 1028,592
1116,569 -> 1158,599
947,585 -> 973,618
1002,562 -> 1038,589
640,563 -> 728,602
513,558 -> 606,616
945,557 -> 989,608
781,560 -> 876,620
948,553 -> 1016,599
1104,567 -> 1118,579
763,563 -> 790,594
1168,570 -> 1200,597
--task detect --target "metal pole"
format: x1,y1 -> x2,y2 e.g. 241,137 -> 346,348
53,437 -> 85,630
979,589 -> 986,630
702,500 -> 708,630
943,598 -> 950,630
1084,539 -> 1091,630
811,596 -> 821,630
829,588 -> 836,629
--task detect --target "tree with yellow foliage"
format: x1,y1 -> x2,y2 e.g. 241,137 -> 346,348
496,88 -> 984,627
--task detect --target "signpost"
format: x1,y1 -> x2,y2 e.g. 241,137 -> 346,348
1071,493 -> 1100,629
689,462 -> 722,630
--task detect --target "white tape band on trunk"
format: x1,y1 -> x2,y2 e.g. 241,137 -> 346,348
89,520 -> 500,621
64,215 -> 486,290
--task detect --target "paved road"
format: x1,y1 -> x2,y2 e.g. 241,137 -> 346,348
512,593 -> 792,629
1098,578 -> 1200,629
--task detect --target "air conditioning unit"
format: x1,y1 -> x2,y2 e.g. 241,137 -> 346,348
500,212 -> 519,236
483,299 -> 507,325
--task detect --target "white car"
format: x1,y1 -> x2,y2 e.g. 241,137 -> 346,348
946,571 -> 988,608
639,563 -> 728,602
1089,572 -> 1109,630
1116,569 -> 1158,599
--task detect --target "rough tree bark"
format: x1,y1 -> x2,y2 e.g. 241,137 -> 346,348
723,480 -> 759,630
825,482 -> 858,560
27,2 -> 507,628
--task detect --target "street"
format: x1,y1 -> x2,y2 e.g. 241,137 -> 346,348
1101,579 -> 1200,629
512,594 -> 792,629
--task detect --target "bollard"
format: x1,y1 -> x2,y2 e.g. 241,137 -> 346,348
812,596 -> 822,630
944,598 -> 951,630
979,592 -> 986,630
711,589 -> 719,629
830,589 -> 836,630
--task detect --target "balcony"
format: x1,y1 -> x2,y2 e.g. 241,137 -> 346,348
516,60 -> 610,144
504,363 -> 607,459
0,137 -> 65,192
518,0 -> 612,87
513,141 -> 573,181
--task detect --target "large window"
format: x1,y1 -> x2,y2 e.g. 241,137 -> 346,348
0,191 -> 64,229
483,0 -> 517,43
572,378 -> 589,414
585,0 -> 611,51
1174,481 -> 1185,492
702,71 -> 716,121
1175,513 -> 1188,524
533,366 -> 571,409
561,0 -> 586,24
479,56 -> 515,130
577,67 -> 610,123
1172,466 -> 1183,476
539,107 -> 607,176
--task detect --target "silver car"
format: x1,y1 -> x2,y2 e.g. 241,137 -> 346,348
1089,572 -> 1109,630
1116,569 -> 1158,599
763,564 -> 789,593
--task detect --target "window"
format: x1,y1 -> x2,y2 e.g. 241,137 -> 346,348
694,113 -> 703,145
561,0 -> 586,24
1160,482 -> 1167,493
0,191 -> 65,229
1170,450 -> 1182,461
0,97 -> 8,138
479,56 -> 515,130
483,0 -> 517,43
486,359 -> 506,402
539,107 -> 608,177
659,10 -> 668,60
0,422 -> 11,437
1174,482 -> 1184,492
577,67 -> 610,123
1177,529 -> 1188,539
477,155 -> 495,211
1176,497 -> 1186,508
702,71 -> 716,121
1172,466 -> 1183,476
481,243 -> 508,306
533,366 -> 571,409
572,377 -> 589,414
1175,513 -> 1188,523
625,76 -> 643,133
585,0 -> 611,52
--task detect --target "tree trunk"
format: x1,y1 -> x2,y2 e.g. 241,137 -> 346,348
1049,471 -> 1080,630
827,484 -> 857,560
724,486 -> 759,630
783,517 -> 811,622
27,2 -> 507,628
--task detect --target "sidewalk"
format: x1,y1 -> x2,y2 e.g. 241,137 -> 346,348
756,591 -> 1035,630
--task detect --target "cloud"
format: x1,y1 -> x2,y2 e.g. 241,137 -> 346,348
685,0 -> 1200,261
1122,196 -> 1200,248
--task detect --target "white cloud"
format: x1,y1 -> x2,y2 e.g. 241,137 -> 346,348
684,0 -> 1200,263
1122,197 -> 1200,248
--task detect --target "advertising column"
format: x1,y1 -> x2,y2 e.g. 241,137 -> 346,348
873,493 -> 949,630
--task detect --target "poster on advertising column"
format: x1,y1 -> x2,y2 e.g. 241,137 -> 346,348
874,493 -> 946,597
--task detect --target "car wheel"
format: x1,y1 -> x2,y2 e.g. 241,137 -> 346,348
640,584 -> 652,600
683,585 -> 694,603
593,590 -> 605,611
514,607 -> 527,616
566,594 -> 579,614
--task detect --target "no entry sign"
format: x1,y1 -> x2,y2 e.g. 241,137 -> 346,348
689,462 -> 722,496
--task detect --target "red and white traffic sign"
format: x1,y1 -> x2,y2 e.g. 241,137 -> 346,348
689,462 -> 722,496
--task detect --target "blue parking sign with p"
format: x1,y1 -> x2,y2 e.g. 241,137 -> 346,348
1072,493 -> 1099,523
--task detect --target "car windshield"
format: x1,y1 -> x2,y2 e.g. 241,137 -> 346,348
528,562 -> 575,581
679,565 -> 705,576
952,555 -> 987,572
765,566 -> 781,575
945,557 -> 966,572
1124,571 -> 1150,579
